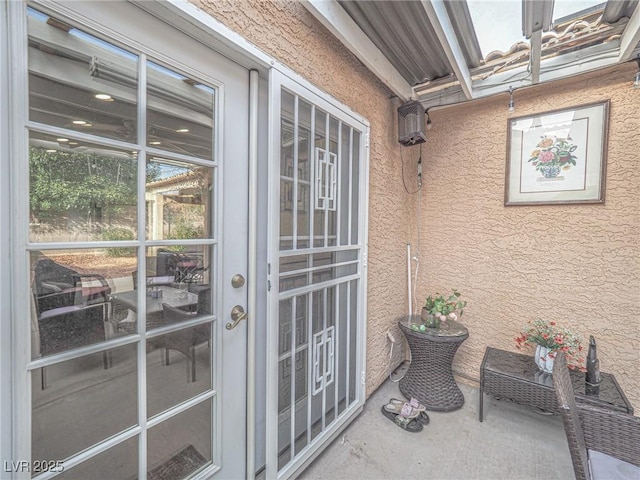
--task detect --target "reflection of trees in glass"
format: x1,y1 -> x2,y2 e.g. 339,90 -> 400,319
162,168 -> 208,242
101,227 -> 136,257
165,211 -> 205,239
146,162 -> 162,183
29,147 -> 157,230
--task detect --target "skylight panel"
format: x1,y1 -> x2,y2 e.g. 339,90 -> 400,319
552,0 -> 604,23
468,1 -> 605,61
467,0 -> 525,59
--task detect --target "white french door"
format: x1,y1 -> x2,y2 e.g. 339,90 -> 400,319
8,1 -> 248,478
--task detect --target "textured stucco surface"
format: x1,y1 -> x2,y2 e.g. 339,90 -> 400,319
193,0 -> 415,394
416,63 -> 639,409
191,1 -> 638,409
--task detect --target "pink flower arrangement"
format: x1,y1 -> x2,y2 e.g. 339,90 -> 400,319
515,318 -> 585,371
538,150 -> 555,163
527,136 -> 578,173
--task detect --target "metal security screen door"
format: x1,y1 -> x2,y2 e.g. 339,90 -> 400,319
9,2 -> 248,479
267,71 -> 369,479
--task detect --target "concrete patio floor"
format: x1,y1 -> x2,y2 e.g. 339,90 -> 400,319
299,369 -> 575,480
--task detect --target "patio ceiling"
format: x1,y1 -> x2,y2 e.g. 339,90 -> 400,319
303,0 -> 640,109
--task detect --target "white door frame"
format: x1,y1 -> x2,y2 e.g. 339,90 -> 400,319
0,0 -> 14,468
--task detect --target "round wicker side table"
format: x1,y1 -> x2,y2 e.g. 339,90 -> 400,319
398,316 -> 469,412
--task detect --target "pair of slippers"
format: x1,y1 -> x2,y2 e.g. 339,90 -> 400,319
381,397 -> 430,433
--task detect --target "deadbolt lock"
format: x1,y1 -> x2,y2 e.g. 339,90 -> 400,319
231,274 -> 246,288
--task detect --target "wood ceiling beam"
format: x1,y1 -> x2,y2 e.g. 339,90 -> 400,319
302,0 -> 414,101
419,0 -> 474,100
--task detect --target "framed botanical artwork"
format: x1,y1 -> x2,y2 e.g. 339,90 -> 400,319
505,100 -> 609,206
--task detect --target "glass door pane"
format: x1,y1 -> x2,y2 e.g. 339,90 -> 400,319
147,400 -> 213,478
32,344 -> 138,462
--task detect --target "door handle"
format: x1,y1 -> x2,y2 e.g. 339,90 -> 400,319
226,305 -> 247,330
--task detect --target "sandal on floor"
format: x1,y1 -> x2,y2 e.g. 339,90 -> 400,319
383,401 -> 430,425
380,406 -> 423,433
383,401 -> 420,418
388,397 -> 427,412
384,398 -> 430,425
416,411 -> 430,425
384,398 -> 429,421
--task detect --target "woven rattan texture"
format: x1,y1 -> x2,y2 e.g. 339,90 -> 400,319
554,352 -> 592,480
484,372 -> 559,413
479,348 -> 633,423
579,405 -> 640,469
554,352 -> 640,480
398,322 -> 468,412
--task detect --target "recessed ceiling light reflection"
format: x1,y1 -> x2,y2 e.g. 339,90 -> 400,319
45,149 -> 57,153
72,120 -> 87,125
69,142 -> 79,146
95,93 -> 113,101
57,138 -> 69,142
176,128 -> 189,133
149,141 -> 161,145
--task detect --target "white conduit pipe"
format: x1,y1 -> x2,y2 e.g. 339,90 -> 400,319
246,69 -> 259,479
407,243 -> 412,316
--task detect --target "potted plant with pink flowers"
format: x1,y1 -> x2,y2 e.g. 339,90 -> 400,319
515,319 -> 585,373
413,289 -> 466,331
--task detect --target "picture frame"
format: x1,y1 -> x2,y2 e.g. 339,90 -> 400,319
505,100 -> 609,206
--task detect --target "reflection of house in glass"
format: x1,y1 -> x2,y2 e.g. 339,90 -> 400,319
145,164 -> 212,241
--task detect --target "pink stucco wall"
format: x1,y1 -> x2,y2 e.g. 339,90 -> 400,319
193,0 -> 416,393
193,1 -> 639,408
417,63 -> 639,409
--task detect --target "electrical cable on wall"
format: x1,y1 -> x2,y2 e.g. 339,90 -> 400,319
400,143 -> 424,195
390,145 -> 424,382
388,338 -> 411,383
412,185 -> 422,317
393,100 -> 426,381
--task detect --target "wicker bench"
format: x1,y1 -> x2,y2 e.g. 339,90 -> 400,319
479,347 -> 633,422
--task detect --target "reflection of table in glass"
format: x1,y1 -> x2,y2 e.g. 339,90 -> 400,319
479,347 -> 633,422
398,316 -> 469,412
110,286 -> 199,333
111,286 -> 198,315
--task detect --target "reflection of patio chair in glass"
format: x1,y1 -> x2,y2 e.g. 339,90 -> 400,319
131,269 -> 175,290
157,249 -> 207,285
195,286 -> 211,315
161,303 -> 210,382
32,257 -> 112,388
34,257 -> 111,313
